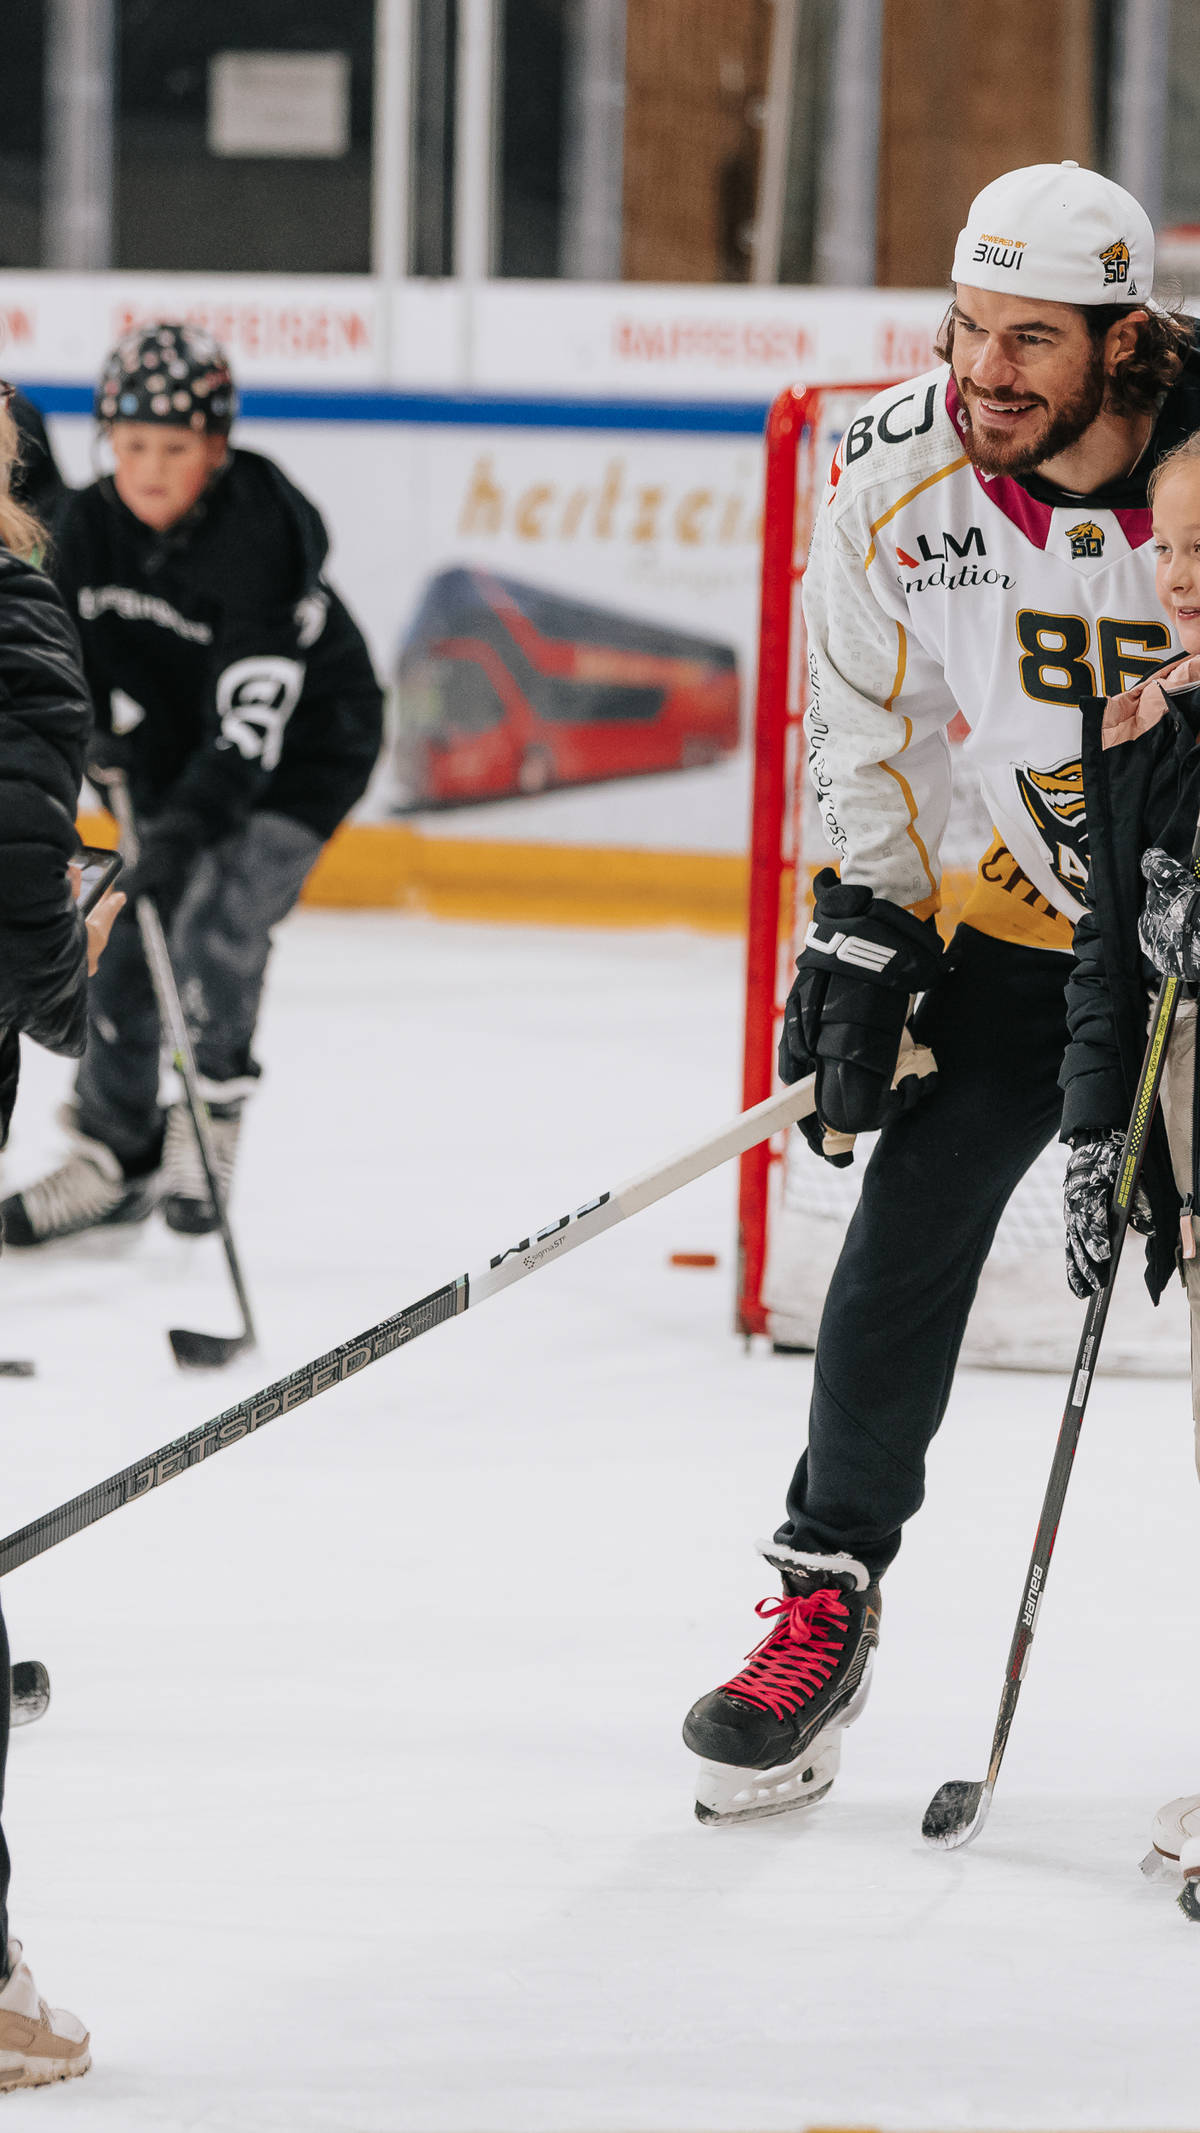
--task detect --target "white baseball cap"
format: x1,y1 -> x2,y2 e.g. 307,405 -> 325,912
952,160 -> 1154,305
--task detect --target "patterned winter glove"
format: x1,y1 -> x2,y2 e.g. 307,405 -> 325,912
1063,1127 -> 1154,1298
778,868 -> 942,1165
1138,847 -> 1200,980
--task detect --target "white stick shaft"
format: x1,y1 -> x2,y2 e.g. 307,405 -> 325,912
470,1076 -> 816,1303
470,1037 -> 935,1304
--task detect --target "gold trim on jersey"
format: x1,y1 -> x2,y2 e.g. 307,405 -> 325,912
862,455 -> 972,570
879,622 -> 940,907
958,832 -> 1075,952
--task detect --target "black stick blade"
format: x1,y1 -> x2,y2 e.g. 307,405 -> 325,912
169,1328 -> 255,1371
922,1778 -> 991,1849
1180,1880 -> 1200,1924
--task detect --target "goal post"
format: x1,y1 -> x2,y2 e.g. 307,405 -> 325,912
735,381 -> 1186,1377
738,382 -> 887,1341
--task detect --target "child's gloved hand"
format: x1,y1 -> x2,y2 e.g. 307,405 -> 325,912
1063,1128 -> 1154,1298
122,811 -> 205,925
1138,846 -> 1200,980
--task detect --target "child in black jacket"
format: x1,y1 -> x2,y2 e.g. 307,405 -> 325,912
1060,428 -> 1200,1901
2,324 -> 383,1245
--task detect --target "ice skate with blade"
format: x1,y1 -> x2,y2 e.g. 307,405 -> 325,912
0,1120 -> 157,1246
682,1546 -> 880,1825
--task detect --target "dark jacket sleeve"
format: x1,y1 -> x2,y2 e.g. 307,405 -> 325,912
0,554 -> 91,1073
1059,894 -> 1130,1140
1059,694 -> 1183,1301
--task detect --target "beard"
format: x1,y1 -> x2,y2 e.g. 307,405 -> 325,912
954,344 -> 1107,476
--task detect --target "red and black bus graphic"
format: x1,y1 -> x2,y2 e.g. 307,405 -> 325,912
392,568 -> 739,806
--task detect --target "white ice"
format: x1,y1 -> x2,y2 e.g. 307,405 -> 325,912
0,909 -> 1195,2130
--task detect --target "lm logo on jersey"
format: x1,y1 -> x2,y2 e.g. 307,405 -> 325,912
896,526 -> 985,569
1014,756 -> 1088,902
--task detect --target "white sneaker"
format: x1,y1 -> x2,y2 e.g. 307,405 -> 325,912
0,1941 -> 90,2092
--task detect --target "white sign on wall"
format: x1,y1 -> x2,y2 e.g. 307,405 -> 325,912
208,52 -> 351,159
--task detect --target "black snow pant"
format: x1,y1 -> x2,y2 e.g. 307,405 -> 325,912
775,924 -> 1072,1579
75,810 -> 323,1167
0,1602 -> 11,1962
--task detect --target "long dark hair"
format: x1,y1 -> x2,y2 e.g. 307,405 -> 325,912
935,301 -> 1191,416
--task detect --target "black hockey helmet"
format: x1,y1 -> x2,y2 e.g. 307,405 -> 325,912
95,321 -> 237,435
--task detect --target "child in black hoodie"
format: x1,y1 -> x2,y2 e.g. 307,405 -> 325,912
2,323 -> 383,1246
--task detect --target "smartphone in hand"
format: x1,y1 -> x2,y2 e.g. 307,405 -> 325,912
73,844 -> 124,915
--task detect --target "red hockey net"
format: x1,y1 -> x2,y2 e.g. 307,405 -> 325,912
734,382 -> 1183,1375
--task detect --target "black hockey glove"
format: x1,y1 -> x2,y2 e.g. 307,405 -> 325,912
85,728 -> 135,793
1063,1127 -> 1154,1298
1138,847 -> 1200,980
778,868 -> 943,1163
121,810 -> 205,926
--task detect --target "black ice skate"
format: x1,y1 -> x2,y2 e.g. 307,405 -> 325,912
682,1547 -> 880,1825
0,1129 -> 157,1246
160,1085 -> 246,1235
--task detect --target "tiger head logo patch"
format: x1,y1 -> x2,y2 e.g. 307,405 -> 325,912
1099,238 -> 1130,286
1014,756 -> 1089,903
1066,519 -> 1105,559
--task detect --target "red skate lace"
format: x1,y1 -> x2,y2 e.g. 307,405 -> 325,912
721,1588 -> 850,1719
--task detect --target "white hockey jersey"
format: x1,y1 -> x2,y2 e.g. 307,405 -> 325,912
803,364 -> 1180,952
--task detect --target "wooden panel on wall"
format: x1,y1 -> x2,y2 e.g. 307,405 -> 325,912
622,0 -> 771,282
876,0 -> 1095,288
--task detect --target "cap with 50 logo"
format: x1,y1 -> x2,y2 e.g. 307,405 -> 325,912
952,161 -> 1154,306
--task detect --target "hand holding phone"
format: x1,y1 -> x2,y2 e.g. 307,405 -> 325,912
69,845 -> 126,976
71,844 -> 124,915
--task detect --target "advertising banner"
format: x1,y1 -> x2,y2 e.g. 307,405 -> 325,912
1,271 -> 945,857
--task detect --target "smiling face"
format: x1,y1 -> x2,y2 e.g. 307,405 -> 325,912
1152,460 -> 1200,654
109,423 -> 227,532
949,286 -> 1119,476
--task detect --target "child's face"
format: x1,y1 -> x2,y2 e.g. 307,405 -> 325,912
1153,463 -> 1200,655
109,423 -> 227,534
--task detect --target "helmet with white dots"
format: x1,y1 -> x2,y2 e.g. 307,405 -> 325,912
95,321 -> 237,434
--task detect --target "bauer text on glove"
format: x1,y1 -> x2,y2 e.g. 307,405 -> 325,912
778,869 -> 943,1139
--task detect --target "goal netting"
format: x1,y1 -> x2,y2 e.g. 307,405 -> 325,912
735,382 -> 1186,1376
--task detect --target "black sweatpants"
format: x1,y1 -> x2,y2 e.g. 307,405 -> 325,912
0,1601 -> 10,1956
75,811 -> 322,1166
775,924 -> 1072,1578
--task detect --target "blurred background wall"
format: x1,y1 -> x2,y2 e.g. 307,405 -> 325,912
3,0 -> 1197,289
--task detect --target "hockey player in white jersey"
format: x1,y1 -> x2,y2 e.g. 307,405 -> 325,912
684,161 -> 1200,1825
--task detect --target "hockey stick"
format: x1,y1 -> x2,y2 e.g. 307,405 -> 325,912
922,837 -> 1199,1851
107,773 -> 257,1371
0,1047 -> 933,1581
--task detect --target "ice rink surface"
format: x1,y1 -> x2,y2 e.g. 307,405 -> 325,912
0,909 -> 1196,2130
